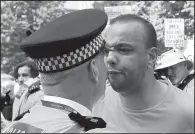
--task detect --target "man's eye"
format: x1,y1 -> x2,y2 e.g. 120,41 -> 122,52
117,48 -> 131,53
103,47 -> 112,55
22,74 -> 29,77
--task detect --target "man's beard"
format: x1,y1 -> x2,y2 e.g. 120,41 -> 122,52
108,64 -> 148,94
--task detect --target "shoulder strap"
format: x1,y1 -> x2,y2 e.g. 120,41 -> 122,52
68,112 -> 106,132
14,110 -> 30,121
28,81 -> 41,94
178,73 -> 194,90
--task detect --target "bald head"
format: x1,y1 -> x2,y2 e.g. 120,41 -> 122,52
109,14 -> 157,49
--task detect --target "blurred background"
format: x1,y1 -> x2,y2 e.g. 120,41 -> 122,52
1,1 -> 194,74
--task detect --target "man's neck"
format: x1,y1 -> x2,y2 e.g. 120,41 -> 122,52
43,79 -> 95,112
119,74 -> 168,111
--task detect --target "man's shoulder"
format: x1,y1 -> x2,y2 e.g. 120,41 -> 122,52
160,80 -> 193,114
172,85 -> 193,102
171,85 -> 194,117
25,89 -> 44,104
3,106 -> 46,132
161,80 -> 193,102
2,121 -> 45,133
4,104 -> 75,133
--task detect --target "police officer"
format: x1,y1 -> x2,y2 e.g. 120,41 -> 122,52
3,9 -> 108,133
10,31 -> 42,121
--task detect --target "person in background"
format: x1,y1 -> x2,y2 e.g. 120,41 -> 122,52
11,60 -> 44,121
155,49 -> 194,97
13,25 -> 38,88
13,60 -> 39,86
3,9 -> 108,133
90,14 -> 194,133
154,67 -> 169,80
1,73 -> 15,121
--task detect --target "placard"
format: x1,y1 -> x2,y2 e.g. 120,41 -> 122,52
164,19 -> 184,48
104,6 -> 132,21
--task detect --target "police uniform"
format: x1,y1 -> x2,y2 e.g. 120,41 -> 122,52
3,9 -> 108,133
12,78 -> 44,121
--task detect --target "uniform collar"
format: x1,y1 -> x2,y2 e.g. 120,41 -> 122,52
43,95 -> 91,116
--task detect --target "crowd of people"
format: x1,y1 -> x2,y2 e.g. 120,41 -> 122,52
1,60 -> 44,122
1,8 -> 194,133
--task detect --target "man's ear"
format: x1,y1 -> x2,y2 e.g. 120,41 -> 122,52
88,59 -> 99,83
147,47 -> 158,69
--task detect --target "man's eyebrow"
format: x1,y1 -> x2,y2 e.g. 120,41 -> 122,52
106,41 -> 133,48
116,43 -> 132,47
21,73 -> 29,75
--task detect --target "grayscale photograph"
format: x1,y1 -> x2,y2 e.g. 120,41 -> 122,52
1,1 -> 194,133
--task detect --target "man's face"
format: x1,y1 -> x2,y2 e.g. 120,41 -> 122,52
104,22 -> 148,94
17,65 -> 32,85
168,62 -> 187,85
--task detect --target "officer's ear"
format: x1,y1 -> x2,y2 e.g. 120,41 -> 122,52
147,47 -> 158,69
88,59 -> 99,84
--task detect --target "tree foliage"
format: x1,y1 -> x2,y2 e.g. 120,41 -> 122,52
1,1 -> 68,73
94,1 -> 194,54
1,1 -> 194,73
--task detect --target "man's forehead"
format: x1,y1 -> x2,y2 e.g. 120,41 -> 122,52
20,65 -> 30,69
107,21 -> 145,32
18,66 -> 31,72
104,22 -> 147,46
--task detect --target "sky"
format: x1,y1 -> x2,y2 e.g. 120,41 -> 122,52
184,39 -> 194,60
64,1 -> 94,10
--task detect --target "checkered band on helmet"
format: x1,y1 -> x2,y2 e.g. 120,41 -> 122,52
33,34 -> 104,73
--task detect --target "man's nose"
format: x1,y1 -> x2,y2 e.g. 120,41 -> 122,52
105,51 -> 118,67
18,76 -> 24,84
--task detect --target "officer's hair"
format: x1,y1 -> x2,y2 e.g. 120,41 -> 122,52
13,60 -> 39,79
40,61 -> 86,85
109,14 -> 157,49
40,52 -> 103,85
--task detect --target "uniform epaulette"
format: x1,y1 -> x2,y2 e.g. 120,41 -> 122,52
28,81 -> 41,94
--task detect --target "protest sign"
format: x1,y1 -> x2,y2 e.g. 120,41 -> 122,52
104,6 -> 132,21
164,19 -> 184,48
